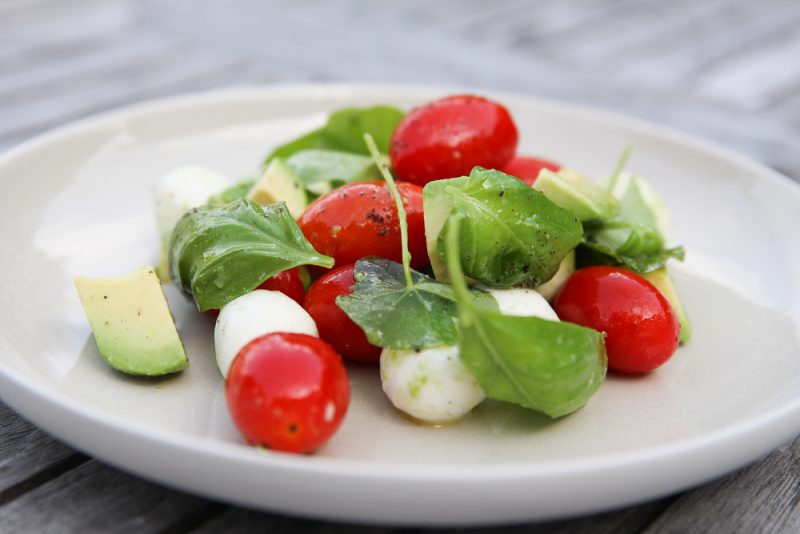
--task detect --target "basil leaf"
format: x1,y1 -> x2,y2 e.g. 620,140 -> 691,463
459,312 -> 607,417
168,200 -> 334,311
207,179 -> 255,206
264,106 -> 404,164
579,239 -> 685,273
425,167 -> 583,288
445,217 -> 607,418
579,149 -> 684,273
616,176 -> 659,228
320,106 -> 404,155
337,258 -> 497,349
285,149 -> 381,194
265,129 -> 323,163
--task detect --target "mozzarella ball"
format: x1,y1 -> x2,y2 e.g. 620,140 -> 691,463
487,287 -> 560,320
154,166 -> 228,239
214,290 -> 318,377
380,345 -> 485,424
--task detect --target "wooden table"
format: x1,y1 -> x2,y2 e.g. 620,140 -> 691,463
1,0 -> 798,531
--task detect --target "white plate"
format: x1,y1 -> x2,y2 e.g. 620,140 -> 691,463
1,84 -> 799,527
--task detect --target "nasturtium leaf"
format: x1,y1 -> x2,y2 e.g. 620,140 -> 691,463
336,258 -> 496,350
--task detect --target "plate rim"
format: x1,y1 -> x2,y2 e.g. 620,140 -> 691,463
1,82 -> 799,520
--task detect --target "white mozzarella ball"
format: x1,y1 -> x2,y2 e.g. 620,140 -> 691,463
154,166 -> 228,239
380,345 -> 485,424
487,287 -> 560,320
214,290 -> 318,377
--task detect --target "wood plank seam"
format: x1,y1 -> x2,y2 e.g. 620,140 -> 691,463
0,453 -> 89,508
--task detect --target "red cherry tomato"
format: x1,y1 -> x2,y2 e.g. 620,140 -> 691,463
554,266 -> 680,374
304,264 -> 381,364
226,332 -> 349,454
500,155 -> 560,186
298,181 -> 428,269
390,95 -> 519,185
257,267 -> 305,305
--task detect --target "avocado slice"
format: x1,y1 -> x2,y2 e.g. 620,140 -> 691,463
75,267 -> 189,376
247,158 -> 308,218
643,267 -> 692,343
156,238 -> 171,283
422,182 -> 456,282
533,168 -> 619,222
534,251 -> 575,301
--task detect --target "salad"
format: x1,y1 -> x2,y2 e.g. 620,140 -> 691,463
75,94 -> 689,454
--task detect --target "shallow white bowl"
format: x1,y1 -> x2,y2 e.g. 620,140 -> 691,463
0,84 -> 798,526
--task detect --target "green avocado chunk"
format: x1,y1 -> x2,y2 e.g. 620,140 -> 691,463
247,158 -> 308,218
533,168 -> 620,222
643,267 -> 692,344
75,267 -> 189,376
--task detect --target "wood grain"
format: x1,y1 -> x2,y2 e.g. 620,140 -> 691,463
0,461 -> 209,534
188,497 -> 675,534
644,436 -> 800,534
0,404 -> 78,495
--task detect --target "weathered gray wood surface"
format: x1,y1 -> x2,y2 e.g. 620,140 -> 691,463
1,0 -> 798,532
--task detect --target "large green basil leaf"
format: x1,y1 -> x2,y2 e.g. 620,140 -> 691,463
264,106 -> 404,164
581,172 -> 684,273
285,149 -> 381,195
615,175 -> 660,228
320,106 -> 404,155
425,167 -> 583,288
265,129 -> 324,164
459,311 -> 607,417
207,179 -> 255,206
336,258 -> 497,350
168,200 -> 334,311
579,239 -> 685,273
445,218 -> 607,418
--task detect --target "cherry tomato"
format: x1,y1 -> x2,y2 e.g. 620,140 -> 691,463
226,332 -> 349,454
500,155 -> 560,186
554,266 -> 680,374
298,181 -> 428,269
304,264 -> 381,364
257,267 -> 305,305
205,267 -> 305,318
390,95 -> 519,185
